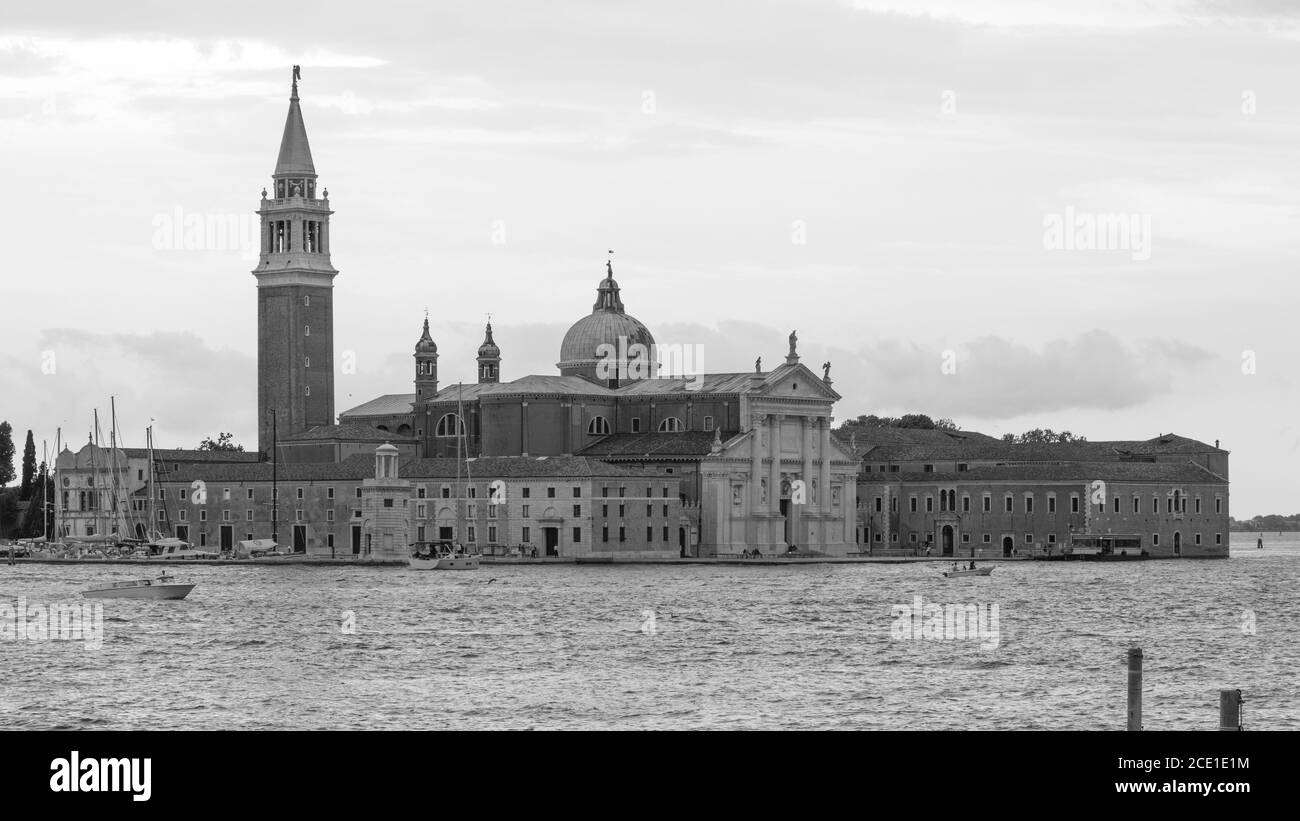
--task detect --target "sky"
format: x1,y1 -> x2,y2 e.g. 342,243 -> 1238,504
0,0 -> 1296,516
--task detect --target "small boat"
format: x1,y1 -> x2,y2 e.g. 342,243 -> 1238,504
410,541 -> 481,570
82,573 -> 195,600
943,564 -> 993,578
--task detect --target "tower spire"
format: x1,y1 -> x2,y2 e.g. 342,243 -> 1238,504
276,66 -> 315,177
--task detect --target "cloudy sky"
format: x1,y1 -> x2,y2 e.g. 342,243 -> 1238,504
0,0 -> 1296,516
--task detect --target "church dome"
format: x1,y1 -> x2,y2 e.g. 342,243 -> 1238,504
557,263 -> 656,381
477,322 -> 500,358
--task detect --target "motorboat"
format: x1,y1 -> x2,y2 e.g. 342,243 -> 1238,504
942,563 -> 993,578
410,541 -> 481,570
82,573 -> 195,600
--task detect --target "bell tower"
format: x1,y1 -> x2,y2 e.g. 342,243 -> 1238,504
477,321 -> 501,384
253,66 -> 338,457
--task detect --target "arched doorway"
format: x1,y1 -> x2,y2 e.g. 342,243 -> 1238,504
942,525 -> 954,557
1002,536 -> 1014,558
1173,531 -> 1181,556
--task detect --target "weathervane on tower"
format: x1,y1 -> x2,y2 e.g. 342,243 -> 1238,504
607,249 -> 614,278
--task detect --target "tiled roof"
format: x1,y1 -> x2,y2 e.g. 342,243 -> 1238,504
464,375 -> 616,398
402,455 -> 667,479
579,431 -> 724,458
281,423 -> 415,443
858,433 -> 1223,464
339,394 -> 416,418
156,454 -> 375,483
871,461 -> 1226,484
57,443 -> 260,469
153,455 -> 665,483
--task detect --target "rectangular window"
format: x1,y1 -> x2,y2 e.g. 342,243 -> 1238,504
571,527 -> 581,543
646,526 -> 654,542
662,504 -> 669,517
573,487 -> 581,498
602,504 -> 609,517
925,496 -> 933,513
327,487 -> 335,499
488,504 -> 497,519
1153,534 -> 1160,546
1133,496 -> 1140,513
618,487 -> 626,498
1194,533 -> 1202,545
1025,496 -> 1034,514
923,464 -> 933,473
1004,496 -> 1013,513
574,505 -> 582,517
522,487 -> 531,499
962,496 -> 970,513
909,533 -> 917,543
601,486 -> 609,498
246,510 -> 253,522
179,510 -> 188,522
383,499 -> 393,508
1113,497 -> 1120,513
489,526 -> 497,543
631,418 -> 642,433
223,488 -> 231,501
522,504 -> 530,518
982,534 -> 990,543
619,526 -> 626,542
547,487 -> 555,498
1215,498 -> 1222,513
618,504 -> 626,517
178,489 -> 185,501
327,534 -> 334,549
356,487 -> 362,499
602,526 -> 609,542
326,509 -> 334,522
1152,497 -> 1158,514
909,497 -> 917,513
468,487 -> 477,499
1071,496 -> 1080,513
646,504 -> 653,517
296,488 -> 304,500
1025,533 -> 1033,543
441,487 -> 451,499
222,510 -> 230,522
874,497 -> 883,513
522,526 -> 530,543
1215,533 -> 1222,545
296,509 -> 304,521
961,534 -> 970,543
1048,533 -> 1057,544
467,526 -> 476,543
703,416 -> 714,431
199,533 -> 207,547
983,496 -> 991,513
199,510 -> 206,522
957,463 -> 968,472
1195,498 -> 1201,514
417,503 -> 426,518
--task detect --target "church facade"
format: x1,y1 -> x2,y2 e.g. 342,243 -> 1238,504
113,69 -> 1224,561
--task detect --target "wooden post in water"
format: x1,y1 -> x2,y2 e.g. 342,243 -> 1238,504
1126,647 -> 1143,731
1219,689 -> 1243,731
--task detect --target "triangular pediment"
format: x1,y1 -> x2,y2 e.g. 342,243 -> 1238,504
756,362 -> 841,401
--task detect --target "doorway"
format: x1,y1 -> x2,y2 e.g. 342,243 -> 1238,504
778,499 -> 790,546
1002,536 -> 1013,558
942,525 -> 954,557
176,525 -> 189,543
679,527 -> 687,558
439,526 -> 454,541
544,527 -> 559,556
1173,531 -> 1181,556
351,525 -> 361,555
220,525 -> 233,552
293,524 -> 307,553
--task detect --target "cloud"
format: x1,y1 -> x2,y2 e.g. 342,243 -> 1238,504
4,330 -> 255,453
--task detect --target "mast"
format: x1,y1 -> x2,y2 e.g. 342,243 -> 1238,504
53,427 -> 61,541
92,409 -> 103,537
146,424 -> 155,542
40,439 -> 47,540
457,383 -> 466,542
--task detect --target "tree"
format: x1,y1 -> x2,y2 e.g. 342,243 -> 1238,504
20,429 -> 36,500
1003,428 -> 1087,444
836,413 -> 962,434
0,421 -> 14,487
197,432 -> 245,452
19,464 -> 53,537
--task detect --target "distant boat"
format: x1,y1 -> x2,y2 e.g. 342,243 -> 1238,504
82,573 -> 194,600
410,541 -> 481,570
943,564 -> 993,578
147,537 -> 220,560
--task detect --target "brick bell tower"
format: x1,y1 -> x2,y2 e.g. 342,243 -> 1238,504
253,66 -> 338,458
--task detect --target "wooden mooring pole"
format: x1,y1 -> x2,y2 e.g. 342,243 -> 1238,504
1219,689 -> 1244,731
1126,647 -> 1143,731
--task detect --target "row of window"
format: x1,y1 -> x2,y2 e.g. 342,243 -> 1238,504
877,492 -> 1223,515
157,484 -> 676,504
873,531 -> 1224,546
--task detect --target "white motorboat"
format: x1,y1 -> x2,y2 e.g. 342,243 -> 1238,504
942,563 -> 993,578
410,542 -> 481,570
82,573 -> 195,600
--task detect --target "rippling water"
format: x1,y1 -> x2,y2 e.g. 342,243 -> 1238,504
2,534 -> 1296,730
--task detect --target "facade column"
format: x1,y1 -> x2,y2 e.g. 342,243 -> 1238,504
769,414 -> 783,546
819,416 -> 833,546
749,413 -> 763,547
800,415 -> 814,547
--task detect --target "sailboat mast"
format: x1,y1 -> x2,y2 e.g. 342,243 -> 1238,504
146,425 -> 155,542
92,409 -> 102,537
53,427 -> 61,541
41,439 -> 48,541
456,383 -> 464,539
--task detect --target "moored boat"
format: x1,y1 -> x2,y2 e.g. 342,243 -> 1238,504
410,541 -> 481,570
82,573 -> 195,600
942,563 -> 993,578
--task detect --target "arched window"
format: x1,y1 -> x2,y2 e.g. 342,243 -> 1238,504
396,424 -> 412,436
436,413 -> 465,437
588,416 -> 610,435
658,417 -> 683,432
304,325 -> 310,336
304,295 -> 310,307
304,356 -> 310,368
304,386 -> 310,396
